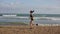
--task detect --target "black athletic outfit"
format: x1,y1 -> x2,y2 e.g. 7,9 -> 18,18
30,14 -> 33,21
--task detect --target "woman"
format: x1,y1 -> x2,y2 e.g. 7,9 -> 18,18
30,10 -> 34,29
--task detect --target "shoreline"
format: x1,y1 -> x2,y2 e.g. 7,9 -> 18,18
0,24 -> 60,26
38,24 -> 60,26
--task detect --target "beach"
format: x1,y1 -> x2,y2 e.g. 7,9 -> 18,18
0,0 -> 60,34
0,14 -> 60,34
0,25 -> 60,34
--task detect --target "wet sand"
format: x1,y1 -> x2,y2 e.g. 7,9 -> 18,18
0,25 -> 60,34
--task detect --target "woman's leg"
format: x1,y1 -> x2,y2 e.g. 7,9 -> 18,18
30,20 -> 32,29
30,20 -> 34,29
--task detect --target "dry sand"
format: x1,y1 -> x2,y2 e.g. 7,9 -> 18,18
0,25 -> 60,34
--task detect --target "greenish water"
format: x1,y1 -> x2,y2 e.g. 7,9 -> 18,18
17,14 -> 60,17
1,13 -> 60,17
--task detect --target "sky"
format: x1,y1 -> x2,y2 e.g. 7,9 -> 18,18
0,0 -> 60,14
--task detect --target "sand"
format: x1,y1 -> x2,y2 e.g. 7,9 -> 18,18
0,25 -> 60,34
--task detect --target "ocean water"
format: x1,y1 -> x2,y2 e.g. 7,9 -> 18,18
0,14 -> 60,24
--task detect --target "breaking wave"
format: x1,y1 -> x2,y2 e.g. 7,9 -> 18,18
0,16 -> 60,20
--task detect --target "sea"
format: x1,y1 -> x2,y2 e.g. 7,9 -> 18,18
0,13 -> 60,25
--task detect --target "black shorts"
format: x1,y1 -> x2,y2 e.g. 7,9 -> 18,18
31,18 -> 33,21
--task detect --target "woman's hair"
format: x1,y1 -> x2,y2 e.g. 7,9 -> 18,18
30,10 -> 34,13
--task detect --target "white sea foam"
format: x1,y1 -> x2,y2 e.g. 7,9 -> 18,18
39,17 -> 60,20
3,15 -> 16,17
38,24 -> 60,26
